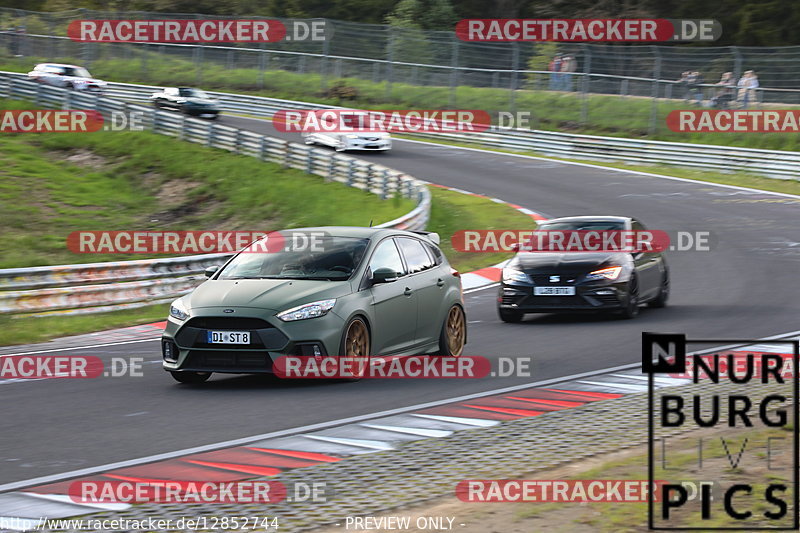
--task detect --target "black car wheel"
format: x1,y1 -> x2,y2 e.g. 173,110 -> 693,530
437,305 -> 466,356
498,307 -> 524,323
649,270 -> 670,308
170,371 -> 211,384
619,276 -> 640,319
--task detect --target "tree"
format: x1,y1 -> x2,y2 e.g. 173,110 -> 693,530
385,0 -> 434,64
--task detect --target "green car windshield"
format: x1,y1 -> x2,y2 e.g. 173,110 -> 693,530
218,236 -> 370,281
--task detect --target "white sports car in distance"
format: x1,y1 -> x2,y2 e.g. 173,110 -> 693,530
27,63 -> 107,94
302,110 -> 392,152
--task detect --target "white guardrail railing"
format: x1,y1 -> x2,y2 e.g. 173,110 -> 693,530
2,70 -> 794,179
0,72 -> 431,316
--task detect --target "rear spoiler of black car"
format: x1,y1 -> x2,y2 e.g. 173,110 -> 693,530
411,231 -> 440,245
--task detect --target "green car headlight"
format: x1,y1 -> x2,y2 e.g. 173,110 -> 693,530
277,299 -> 336,322
169,299 -> 190,321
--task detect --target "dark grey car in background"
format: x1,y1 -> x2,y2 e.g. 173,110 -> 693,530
498,216 -> 669,322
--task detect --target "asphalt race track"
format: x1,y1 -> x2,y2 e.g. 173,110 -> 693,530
1,112 -> 798,487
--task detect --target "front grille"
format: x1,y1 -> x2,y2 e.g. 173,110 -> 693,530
523,295 -> 586,307
186,317 -> 272,330
529,273 -> 581,285
184,350 -> 273,370
176,316 -> 289,351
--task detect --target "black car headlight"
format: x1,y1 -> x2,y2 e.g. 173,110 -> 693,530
585,266 -> 623,281
502,266 -> 532,284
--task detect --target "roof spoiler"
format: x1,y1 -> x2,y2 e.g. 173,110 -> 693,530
411,231 -> 440,245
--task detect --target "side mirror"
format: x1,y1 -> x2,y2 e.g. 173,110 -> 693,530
204,265 -> 220,278
510,242 -> 520,252
371,267 -> 398,284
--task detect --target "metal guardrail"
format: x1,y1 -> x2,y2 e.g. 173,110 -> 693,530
0,74 -> 430,316
17,70 -> 792,180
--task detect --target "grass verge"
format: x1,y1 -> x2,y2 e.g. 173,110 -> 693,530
0,98 -> 413,268
0,304 -> 168,347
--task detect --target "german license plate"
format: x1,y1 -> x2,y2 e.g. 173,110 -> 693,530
207,330 -> 250,344
534,286 -> 576,296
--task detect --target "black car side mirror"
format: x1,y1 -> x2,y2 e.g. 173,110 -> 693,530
371,267 -> 398,284
204,265 -> 220,278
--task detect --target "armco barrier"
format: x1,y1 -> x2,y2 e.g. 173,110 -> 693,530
2,71 -> 796,179
0,75 -> 430,316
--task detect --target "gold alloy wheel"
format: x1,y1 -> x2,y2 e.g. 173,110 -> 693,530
344,319 -> 370,377
445,306 -> 466,356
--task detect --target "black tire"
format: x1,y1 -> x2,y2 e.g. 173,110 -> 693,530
498,307 -> 524,323
649,270 -> 670,308
170,371 -> 211,384
338,317 -> 370,381
619,276 -> 640,319
437,305 -> 466,356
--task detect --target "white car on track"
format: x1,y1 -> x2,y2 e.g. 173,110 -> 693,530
302,109 -> 392,152
27,63 -> 107,94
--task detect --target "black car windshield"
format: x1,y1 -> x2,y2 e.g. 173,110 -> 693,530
179,88 -> 210,98
218,236 -> 370,281
62,67 -> 91,78
539,220 -> 625,231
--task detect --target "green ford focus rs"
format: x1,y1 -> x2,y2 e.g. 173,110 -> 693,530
162,227 -> 466,383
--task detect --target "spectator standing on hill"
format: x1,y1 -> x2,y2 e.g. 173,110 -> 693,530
549,54 -> 562,91
561,55 -> 577,91
710,72 -> 736,108
737,70 -> 759,108
677,71 -> 691,100
687,71 -> 704,105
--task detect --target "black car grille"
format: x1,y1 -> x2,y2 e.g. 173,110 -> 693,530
522,295 -> 586,307
176,316 -> 289,351
183,350 -> 273,370
528,273 -> 581,285
185,317 -> 271,329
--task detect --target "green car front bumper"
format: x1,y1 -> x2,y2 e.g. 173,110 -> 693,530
162,308 -> 347,374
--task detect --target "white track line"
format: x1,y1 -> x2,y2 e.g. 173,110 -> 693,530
3,329 -> 799,494
0,338 -> 159,358
395,137 -> 800,200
